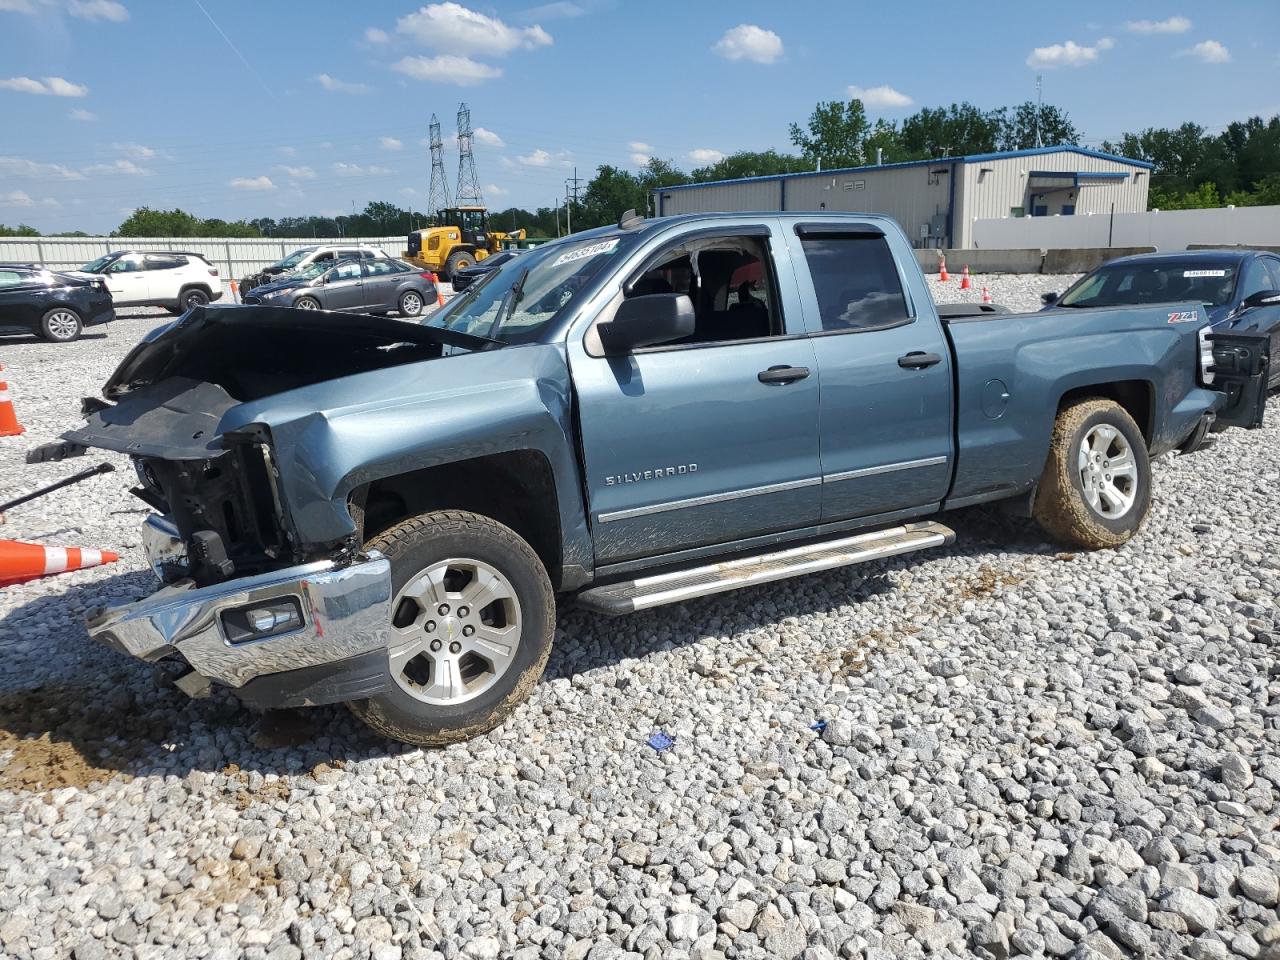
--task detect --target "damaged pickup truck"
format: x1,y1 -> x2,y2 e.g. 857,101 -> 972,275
32,211 -> 1270,746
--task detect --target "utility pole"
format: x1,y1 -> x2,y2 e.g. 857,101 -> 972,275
1035,74 -> 1043,148
455,102 -> 484,208
564,166 -> 583,235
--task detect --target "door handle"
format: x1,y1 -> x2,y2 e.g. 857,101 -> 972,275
898,351 -> 942,369
758,365 -> 810,384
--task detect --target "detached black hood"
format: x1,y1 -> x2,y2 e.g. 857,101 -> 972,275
104,304 -> 501,401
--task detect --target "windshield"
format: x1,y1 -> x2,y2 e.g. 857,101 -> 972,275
275,248 -> 315,270
290,261 -> 331,281
427,235 -> 631,344
80,254 -> 115,273
1059,261 -> 1238,309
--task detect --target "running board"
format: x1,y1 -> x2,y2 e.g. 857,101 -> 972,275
575,521 -> 956,615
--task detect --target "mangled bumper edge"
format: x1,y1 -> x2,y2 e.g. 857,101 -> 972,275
88,546 -> 393,705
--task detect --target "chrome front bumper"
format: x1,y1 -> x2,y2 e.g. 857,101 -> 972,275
89,533 -> 391,690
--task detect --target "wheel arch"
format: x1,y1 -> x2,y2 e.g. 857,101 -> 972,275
1054,379 -> 1154,446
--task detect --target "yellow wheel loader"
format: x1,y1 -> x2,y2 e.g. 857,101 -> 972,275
403,206 -> 526,281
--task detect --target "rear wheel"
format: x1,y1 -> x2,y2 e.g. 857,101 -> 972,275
1033,398 -> 1151,549
347,510 -> 555,746
40,307 -> 82,342
179,287 -> 210,310
295,296 -> 321,310
444,250 -> 475,280
399,290 -> 424,316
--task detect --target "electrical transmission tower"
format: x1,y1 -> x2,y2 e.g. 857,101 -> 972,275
455,102 -> 484,208
427,114 -> 452,219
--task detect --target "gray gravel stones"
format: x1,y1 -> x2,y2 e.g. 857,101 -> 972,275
2,282 -> 1280,958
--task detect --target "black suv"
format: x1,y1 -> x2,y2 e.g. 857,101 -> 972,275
0,263 -> 114,342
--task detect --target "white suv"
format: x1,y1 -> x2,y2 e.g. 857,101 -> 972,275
72,251 -> 222,314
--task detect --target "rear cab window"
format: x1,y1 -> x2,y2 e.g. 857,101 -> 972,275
797,229 -> 912,333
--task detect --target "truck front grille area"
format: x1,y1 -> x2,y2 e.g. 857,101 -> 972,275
136,437 -> 294,587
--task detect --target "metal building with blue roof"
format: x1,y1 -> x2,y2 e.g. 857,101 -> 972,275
651,146 -> 1153,250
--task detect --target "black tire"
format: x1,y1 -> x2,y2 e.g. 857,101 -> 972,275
39,307 -> 82,343
1033,398 -> 1151,549
294,296 -> 321,310
398,289 -> 425,317
444,250 -> 475,280
347,510 -> 555,746
179,287 -> 210,310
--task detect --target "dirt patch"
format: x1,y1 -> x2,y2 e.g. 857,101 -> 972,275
950,564 -> 1024,601
223,762 -> 293,810
0,684 -> 166,792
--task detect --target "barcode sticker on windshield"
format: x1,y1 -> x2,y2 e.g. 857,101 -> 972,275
1183,270 -> 1228,278
552,238 -> 619,267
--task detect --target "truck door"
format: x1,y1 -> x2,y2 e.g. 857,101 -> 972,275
569,223 -> 822,565
790,224 -> 954,522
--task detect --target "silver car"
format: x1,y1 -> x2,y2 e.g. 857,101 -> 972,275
243,258 -> 438,316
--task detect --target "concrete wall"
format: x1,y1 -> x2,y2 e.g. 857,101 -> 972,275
913,248 -> 1045,274
1042,247 -> 1157,274
971,205 -> 1280,251
958,153 -> 1149,248
0,235 -> 405,278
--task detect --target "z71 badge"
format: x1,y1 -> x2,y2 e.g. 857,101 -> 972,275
1167,310 -> 1197,323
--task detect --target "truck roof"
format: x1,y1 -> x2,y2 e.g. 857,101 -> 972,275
565,211 -> 900,246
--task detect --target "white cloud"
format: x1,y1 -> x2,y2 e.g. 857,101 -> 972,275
0,0 -> 37,11
68,108 -> 96,121
400,186 -> 418,196
396,3 -> 552,56
713,24 -> 783,64
0,155 -> 84,180
1026,39 -> 1110,68
68,0 -> 127,21
364,26 -> 389,43
0,75 -> 88,96
1096,37 -> 1115,50
629,141 -> 652,153
380,136 -> 404,151
230,175 -> 275,190
688,148 -> 725,165
315,73 -> 372,94
847,84 -> 913,109
1,190 -> 34,206
485,183 -> 508,196
1125,16 -> 1191,34
277,164 -> 316,180
84,158 -> 151,176
517,148 -> 553,167
112,141 -> 157,160
392,55 -> 501,85
1184,39 -> 1230,63
277,145 -> 297,156
474,126 -> 504,147
519,2 -> 583,20
332,162 -> 392,176
630,152 -> 651,166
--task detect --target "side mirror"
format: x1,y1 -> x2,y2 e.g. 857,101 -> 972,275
1242,289 -> 1280,310
597,293 -> 695,355
1040,291 -> 1059,305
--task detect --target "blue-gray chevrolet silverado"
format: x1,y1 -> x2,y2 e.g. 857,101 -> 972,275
33,212 -> 1271,745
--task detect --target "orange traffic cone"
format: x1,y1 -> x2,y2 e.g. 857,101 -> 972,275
938,257 -> 950,282
981,287 -> 992,304
960,265 -> 972,290
0,538 -> 119,587
0,366 -> 24,437
432,273 -> 445,307
230,280 -> 239,304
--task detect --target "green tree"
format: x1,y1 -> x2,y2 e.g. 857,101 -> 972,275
863,120 -> 911,164
0,223 -> 40,237
899,103 -> 1004,158
999,102 -> 1080,150
115,207 -> 203,237
689,149 -> 808,182
789,99 -> 870,169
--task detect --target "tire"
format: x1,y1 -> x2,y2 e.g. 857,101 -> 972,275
294,296 -> 321,310
444,250 -> 475,280
399,290 -> 424,317
347,510 -> 555,746
1033,398 -> 1151,549
179,287 -> 210,310
40,307 -> 82,343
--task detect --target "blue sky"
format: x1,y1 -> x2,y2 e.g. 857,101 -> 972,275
1,0 -> 1277,234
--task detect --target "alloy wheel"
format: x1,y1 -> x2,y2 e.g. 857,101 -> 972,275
1078,423 -> 1137,519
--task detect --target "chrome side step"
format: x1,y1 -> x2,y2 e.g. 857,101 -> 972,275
575,521 -> 956,615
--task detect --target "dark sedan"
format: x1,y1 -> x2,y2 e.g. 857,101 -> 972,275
1044,250 -> 1280,385
0,263 -> 114,342
242,257 -> 438,317
450,249 -> 522,292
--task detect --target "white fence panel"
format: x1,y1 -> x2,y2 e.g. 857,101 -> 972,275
971,205 -> 1280,251
0,236 -> 405,278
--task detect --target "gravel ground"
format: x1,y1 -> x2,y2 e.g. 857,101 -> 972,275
1,275 -> 1279,960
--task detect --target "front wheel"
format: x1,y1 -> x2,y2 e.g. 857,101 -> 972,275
294,296 -> 321,310
348,510 -> 555,746
444,251 -> 475,280
1033,398 -> 1151,549
40,307 -> 82,342
399,290 -> 424,317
